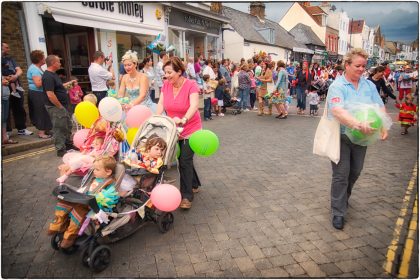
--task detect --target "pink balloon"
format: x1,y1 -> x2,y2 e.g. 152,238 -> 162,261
73,129 -> 90,149
150,184 -> 182,212
125,105 -> 152,128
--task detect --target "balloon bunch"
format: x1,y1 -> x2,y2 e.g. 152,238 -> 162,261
147,33 -> 175,54
73,97 -> 153,147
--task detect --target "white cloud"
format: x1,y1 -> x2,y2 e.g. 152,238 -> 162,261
223,2 -> 419,42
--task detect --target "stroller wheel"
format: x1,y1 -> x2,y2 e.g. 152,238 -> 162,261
61,244 -> 79,255
89,245 -> 111,272
51,233 -> 62,251
80,246 -> 90,268
157,212 -> 174,233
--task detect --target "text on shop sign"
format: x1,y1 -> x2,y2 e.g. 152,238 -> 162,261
184,15 -> 211,28
81,2 -> 143,22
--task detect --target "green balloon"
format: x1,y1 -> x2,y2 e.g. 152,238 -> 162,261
350,109 -> 382,139
189,130 -> 219,157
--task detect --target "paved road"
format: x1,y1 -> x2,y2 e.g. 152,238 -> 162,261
2,101 -> 418,278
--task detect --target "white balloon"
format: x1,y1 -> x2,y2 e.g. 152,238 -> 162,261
98,97 -> 123,122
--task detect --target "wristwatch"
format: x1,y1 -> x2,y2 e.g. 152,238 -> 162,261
181,117 -> 188,125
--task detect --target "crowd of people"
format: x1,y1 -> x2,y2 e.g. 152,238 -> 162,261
2,41 -> 419,228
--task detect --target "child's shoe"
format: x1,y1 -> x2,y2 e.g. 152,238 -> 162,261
60,238 -> 76,249
56,174 -> 69,184
47,229 -> 59,236
16,85 -> 24,92
10,91 -> 21,98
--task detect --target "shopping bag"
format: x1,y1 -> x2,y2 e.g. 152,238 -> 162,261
313,105 -> 340,164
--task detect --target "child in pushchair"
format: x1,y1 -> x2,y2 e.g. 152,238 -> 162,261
123,135 -> 167,182
221,88 -> 242,115
57,118 -> 119,183
50,115 -> 179,272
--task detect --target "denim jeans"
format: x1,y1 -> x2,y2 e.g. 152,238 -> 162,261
249,88 -> 256,108
296,86 -> 306,110
204,98 -> 211,119
238,88 -> 249,109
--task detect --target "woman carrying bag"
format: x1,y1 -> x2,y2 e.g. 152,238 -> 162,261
316,48 -> 389,230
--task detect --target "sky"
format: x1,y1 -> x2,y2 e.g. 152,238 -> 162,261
223,1 -> 419,43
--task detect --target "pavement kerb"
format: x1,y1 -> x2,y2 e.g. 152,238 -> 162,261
1,126 -> 54,156
383,161 -> 418,277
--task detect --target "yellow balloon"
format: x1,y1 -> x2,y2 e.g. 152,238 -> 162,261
74,101 -> 99,128
126,127 -> 139,146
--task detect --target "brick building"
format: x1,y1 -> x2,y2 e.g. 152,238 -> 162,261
1,2 -> 30,128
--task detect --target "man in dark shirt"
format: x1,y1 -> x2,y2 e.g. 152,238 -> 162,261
43,55 -> 76,157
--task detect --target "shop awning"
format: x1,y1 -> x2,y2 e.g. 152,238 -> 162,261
46,5 -> 163,36
293,47 -> 314,54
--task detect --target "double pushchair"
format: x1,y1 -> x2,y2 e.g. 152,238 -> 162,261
51,115 -> 179,272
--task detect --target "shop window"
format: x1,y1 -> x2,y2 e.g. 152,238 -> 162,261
116,32 -> 153,64
168,29 -> 182,58
207,36 -> 218,59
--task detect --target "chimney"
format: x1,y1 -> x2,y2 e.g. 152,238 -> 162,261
249,2 -> 265,19
301,2 -> 311,7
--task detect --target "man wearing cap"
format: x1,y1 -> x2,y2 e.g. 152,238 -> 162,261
88,51 -> 115,104
398,65 -> 415,100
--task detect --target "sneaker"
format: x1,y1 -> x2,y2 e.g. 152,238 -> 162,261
244,109 -> 250,112
253,107 -> 258,110
211,113 -> 217,116
218,113 -> 225,116
10,91 -> 21,98
17,129 -> 33,135
16,86 -> 25,92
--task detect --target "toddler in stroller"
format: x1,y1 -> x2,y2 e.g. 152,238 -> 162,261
50,115 -> 179,272
221,89 -> 242,115
57,118 -> 120,183
48,155 -> 120,249
123,135 -> 167,182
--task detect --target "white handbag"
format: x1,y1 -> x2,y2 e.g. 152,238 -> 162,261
313,104 -> 340,164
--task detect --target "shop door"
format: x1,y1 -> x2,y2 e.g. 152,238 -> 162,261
65,32 -> 90,91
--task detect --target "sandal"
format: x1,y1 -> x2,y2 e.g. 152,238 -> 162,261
38,134 -> 52,139
3,139 -> 18,144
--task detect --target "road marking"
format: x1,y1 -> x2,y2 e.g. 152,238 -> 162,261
2,147 -> 55,163
398,194 -> 418,278
383,161 -> 418,275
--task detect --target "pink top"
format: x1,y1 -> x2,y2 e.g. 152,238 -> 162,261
68,85 -> 83,104
162,79 -> 202,139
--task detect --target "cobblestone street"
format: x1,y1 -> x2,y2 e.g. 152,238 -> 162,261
2,102 -> 418,278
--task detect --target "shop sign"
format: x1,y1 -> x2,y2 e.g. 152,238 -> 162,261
169,8 -> 221,35
81,2 -> 143,22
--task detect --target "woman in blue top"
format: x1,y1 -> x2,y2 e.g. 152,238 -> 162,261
326,48 -> 389,230
27,50 -> 52,139
117,50 -> 156,113
272,60 -> 288,119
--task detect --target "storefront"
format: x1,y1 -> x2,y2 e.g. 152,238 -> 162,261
292,47 -> 314,63
23,2 -> 164,91
164,4 -> 229,60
